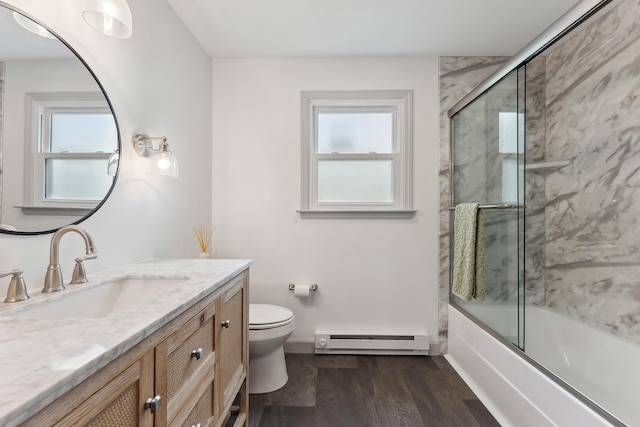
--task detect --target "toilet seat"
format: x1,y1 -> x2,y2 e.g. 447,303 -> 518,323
250,304 -> 294,330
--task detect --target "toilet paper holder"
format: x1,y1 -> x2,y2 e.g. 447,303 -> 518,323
288,283 -> 318,292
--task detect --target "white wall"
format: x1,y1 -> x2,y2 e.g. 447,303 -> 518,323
212,58 -> 440,350
0,0 -> 212,297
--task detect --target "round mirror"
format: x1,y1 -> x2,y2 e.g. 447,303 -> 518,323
0,5 -> 120,235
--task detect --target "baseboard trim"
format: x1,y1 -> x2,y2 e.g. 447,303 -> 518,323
284,338 -> 315,354
428,342 -> 441,355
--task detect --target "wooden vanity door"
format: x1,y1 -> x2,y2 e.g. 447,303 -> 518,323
216,272 -> 248,415
54,351 -> 155,427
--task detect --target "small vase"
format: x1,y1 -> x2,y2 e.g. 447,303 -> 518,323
199,252 -> 210,259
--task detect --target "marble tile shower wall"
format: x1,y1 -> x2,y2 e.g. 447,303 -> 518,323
543,0 -> 640,344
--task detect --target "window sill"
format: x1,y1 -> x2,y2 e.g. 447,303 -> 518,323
297,210 -> 417,219
16,205 -> 95,216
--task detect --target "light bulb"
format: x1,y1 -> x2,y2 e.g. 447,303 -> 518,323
150,150 -> 179,178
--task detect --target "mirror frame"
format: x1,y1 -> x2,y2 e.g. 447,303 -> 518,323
0,2 -> 121,235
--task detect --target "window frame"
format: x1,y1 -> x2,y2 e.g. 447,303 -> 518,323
300,90 -> 415,219
22,92 -> 114,215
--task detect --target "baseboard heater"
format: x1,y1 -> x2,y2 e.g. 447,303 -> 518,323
314,330 -> 429,355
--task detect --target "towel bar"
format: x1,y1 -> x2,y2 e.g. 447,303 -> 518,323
447,203 -> 523,210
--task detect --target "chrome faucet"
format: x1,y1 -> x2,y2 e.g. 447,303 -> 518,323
43,225 -> 97,293
1,269 -> 29,303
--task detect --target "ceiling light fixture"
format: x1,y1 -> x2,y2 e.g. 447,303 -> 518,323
82,0 -> 133,39
132,134 -> 179,178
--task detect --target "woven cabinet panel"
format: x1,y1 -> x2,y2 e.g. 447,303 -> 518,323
167,318 -> 214,401
220,289 -> 243,393
85,382 -> 138,427
181,384 -> 214,427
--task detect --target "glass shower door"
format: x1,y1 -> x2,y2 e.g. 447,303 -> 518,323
450,69 -> 526,349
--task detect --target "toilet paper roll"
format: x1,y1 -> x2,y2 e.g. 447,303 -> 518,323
294,285 -> 311,298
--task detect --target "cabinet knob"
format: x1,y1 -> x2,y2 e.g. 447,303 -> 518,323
144,395 -> 162,413
191,424 -> 202,427
221,320 -> 230,328
191,348 -> 203,360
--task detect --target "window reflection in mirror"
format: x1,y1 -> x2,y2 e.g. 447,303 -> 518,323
0,6 -> 119,234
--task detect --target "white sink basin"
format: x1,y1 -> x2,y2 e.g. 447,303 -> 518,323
10,277 -> 187,319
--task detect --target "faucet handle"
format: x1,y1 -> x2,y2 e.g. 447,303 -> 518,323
0,269 -> 22,279
75,253 -> 98,263
70,253 -> 97,284
1,270 -> 30,303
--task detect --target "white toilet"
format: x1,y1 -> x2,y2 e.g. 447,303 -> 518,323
248,304 -> 295,394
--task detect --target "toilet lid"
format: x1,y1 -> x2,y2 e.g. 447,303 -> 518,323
250,304 -> 293,326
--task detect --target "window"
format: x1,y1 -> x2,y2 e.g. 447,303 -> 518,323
300,90 -> 414,218
23,92 -> 117,214
498,112 -> 524,154
498,112 -> 524,203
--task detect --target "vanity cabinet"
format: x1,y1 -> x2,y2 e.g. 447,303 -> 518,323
21,270 -> 249,427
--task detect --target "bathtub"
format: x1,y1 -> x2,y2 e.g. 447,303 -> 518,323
447,304 -> 639,426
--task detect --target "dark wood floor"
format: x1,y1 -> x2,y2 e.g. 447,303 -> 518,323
249,354 -> 500,427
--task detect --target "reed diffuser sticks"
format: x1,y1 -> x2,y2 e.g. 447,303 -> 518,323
193,226 -> 215,253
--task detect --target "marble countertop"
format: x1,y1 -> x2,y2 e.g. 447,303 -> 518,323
0,258 -> 251,427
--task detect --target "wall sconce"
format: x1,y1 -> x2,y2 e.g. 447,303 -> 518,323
133,134 -> 179,178
82,0 -> 133,39
107,149 -> 119,176
12,12 -> 56,39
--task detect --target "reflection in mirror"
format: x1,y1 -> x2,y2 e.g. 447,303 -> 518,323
0,6 -> 119,234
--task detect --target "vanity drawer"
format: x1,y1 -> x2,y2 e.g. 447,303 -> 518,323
156,302 -> 216,425
180,383 -> 214,427
167,316 -> 214,401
